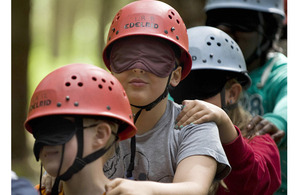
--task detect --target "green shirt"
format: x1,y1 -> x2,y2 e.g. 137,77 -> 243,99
241,52 -> 287,194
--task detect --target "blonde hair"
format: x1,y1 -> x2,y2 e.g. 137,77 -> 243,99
209,79 -> 255,194
224,79 -> 255,138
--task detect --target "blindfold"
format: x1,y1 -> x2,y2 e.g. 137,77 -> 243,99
31,116 -> 77,161
110,36 -> 176,78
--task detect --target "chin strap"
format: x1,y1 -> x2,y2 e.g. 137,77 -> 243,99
126,74 -> 172,179
220,86 -> 238,114
50,117 -> 119,194
246,12 -> 272,66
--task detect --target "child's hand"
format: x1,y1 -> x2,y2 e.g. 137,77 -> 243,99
176,100 -> 237,144
41,173 -> 62,194
105,178 -> 151,195
245,115 -> 285,143
175,100 -> 226,128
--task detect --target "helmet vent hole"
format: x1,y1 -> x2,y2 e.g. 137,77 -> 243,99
217,42 -> 221,47
231,45 -> 234,49
207,42 -> 211,46
176,19 -> 180,24
78,82 -> 83,87
72,75 -> 77,80
110,81 -> 114,85
102,79 -> 106,83
225,38 -> 228,42
239,65 -> 242,68
92,77 -> 97,81
98,84 -> 103,89
202,59 -> 207,63
108,86 -> 112,91
218,59 -> 222,63
210,36 -> 215,40
171,11 -> 175,16
168,15 -> 172,19
65,82 -> 71,87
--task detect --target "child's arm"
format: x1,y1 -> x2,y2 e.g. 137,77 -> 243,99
105,155 -> 217,195
176,100 -> 237,144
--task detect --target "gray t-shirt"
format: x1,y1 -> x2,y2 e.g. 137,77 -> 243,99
104,100 -> 231,182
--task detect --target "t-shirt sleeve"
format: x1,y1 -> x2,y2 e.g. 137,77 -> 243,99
176,122 -> 231,180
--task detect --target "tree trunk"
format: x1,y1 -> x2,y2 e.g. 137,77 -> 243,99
11,0 -> 30,171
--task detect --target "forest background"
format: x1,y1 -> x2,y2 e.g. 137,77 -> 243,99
10,0 -> 289,188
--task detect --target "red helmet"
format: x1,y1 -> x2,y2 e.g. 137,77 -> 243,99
24,63 -> 136,141
102,0 -> 192,80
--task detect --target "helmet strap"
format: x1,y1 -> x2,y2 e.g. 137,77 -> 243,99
126,72 -> 173,179
246,12 -> 272,66
50,117 -> 119,193
220,86 -> 238,113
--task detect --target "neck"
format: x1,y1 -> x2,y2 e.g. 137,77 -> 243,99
63,160 -> 108,195
132,98 -> 168,135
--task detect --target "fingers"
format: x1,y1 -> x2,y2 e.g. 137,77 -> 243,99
175,100 -> 205,128
42,174 -> 53,194
105,179 -> 123,195
271,130 -> 285,143
246,115 -> 263,131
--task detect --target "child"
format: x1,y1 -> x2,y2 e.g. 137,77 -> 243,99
24,63 -> 137,195
171,26 -> 281,194
204,1 -> 287,193
102,1 -> 231,194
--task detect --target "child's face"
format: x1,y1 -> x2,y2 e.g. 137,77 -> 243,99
112,69 -> 169,106
39,134 -> 77,177
110,36 -> 179,106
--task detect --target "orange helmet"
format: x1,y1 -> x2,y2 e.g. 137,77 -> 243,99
24,63 -> 136,141
102,0 -> 192,80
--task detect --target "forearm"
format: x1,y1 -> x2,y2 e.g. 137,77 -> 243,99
222,129 -> 281,194
217,112 -> 238,144
134,181 -> 209,195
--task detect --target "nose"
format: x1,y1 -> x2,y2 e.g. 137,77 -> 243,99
132,68 -> 145,74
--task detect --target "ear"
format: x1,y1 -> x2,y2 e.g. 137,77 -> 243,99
226,83 -> 242,104
169,66 -> 182,87
92,123 -> 112,149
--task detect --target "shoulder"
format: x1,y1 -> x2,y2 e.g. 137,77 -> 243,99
178,122 -> 219,142
269,52 -> 287,72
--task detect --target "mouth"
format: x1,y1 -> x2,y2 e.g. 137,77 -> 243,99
129,78 -> 148,87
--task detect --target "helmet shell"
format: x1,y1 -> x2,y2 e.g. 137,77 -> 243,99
188,26 -> 251,88
24,63 -> 136,141
102,0 -> 192,80
205,0 -> 285,18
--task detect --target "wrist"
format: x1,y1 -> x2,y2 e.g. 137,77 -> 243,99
218,116 -> 238,144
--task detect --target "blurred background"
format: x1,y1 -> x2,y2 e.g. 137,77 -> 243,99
11,0 -> 287,186
11,0 -> 209,185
